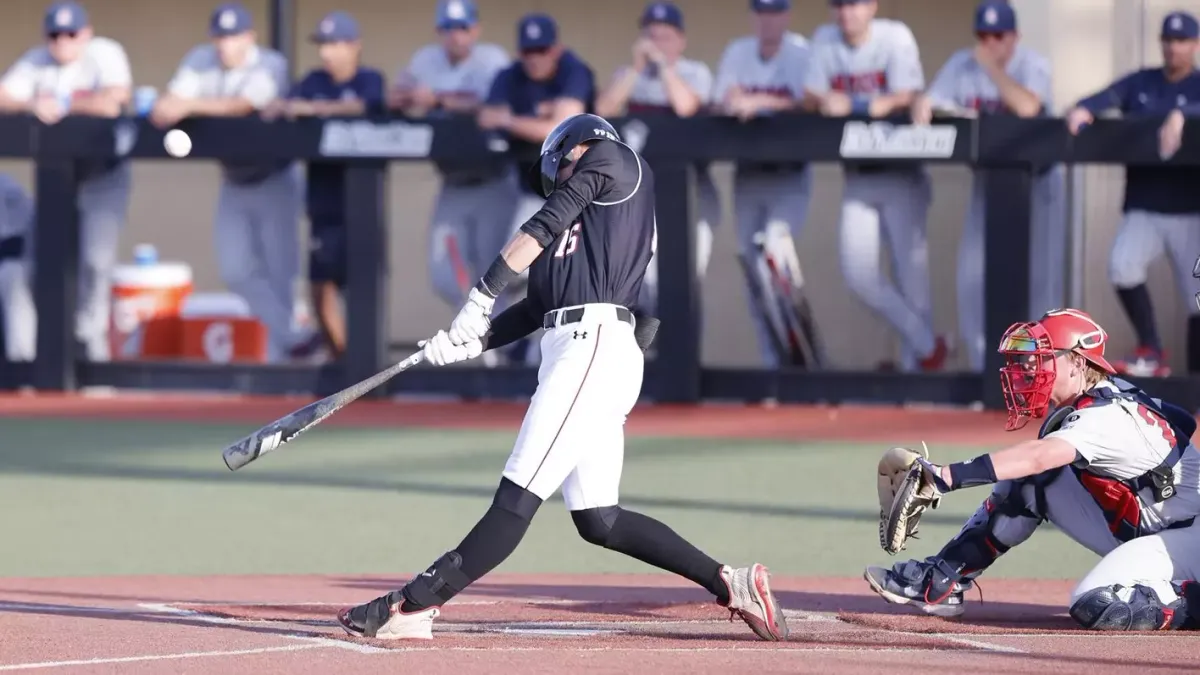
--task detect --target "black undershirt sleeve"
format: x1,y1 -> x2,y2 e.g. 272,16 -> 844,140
480,297 -> 540,351
519,140 -> 623,247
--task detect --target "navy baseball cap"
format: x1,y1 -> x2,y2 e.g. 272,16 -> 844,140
44,1 -> 89,34
210,2 -> 253,37
311,11 -> 359,43
518,13 -> 557,51
436,0 -> 478,31
1162,11 -> 1200,40
975,1 -> 1016,33
641,2 -> 683,29
752,0 -> 791,11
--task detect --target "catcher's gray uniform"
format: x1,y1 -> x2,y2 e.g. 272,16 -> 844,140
400,42 -> 513,308
924,45 -> 1065,372
166,44 -> 305,361
0,173 -> 35,362
0,35 -> 132,361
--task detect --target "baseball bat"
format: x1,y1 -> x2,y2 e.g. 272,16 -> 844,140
221,350 -> 425,471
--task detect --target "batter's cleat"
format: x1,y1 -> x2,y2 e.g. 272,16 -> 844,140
719,563 -> 789,641
337,592 -> 440,640
864,558 -> 971,618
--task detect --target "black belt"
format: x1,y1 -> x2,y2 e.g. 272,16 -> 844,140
543,306 -> 633,330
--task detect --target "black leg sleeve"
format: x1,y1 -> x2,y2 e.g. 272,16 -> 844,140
1116,284 -> 1161,351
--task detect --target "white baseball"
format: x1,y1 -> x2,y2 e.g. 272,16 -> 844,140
164,129 -> 192,158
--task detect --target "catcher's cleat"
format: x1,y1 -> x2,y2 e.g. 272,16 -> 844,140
337,591 -> 440,640
864,558 -> 971,618
719,563 -> 789,641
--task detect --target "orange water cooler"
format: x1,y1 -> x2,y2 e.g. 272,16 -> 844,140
109,248 -> 193,360
178,292 -> 267,363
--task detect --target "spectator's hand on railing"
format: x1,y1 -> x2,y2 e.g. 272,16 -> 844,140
31,95 -> 65,126
478,106 -> 512,131
1065,106 -> 1094,135
260,99 -> 287,122
910,95 -> 933,125
819,91 -> 852,117
1159,108 -> 1185,160
149,96 -> 191,129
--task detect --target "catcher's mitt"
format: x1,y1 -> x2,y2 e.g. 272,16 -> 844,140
878,443 -> 943,555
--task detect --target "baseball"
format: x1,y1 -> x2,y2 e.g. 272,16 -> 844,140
164,129 -> 192,158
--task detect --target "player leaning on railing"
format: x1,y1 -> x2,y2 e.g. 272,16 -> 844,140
871,308 -> 1200,631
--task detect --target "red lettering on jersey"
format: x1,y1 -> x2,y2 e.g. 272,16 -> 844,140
627,102 -> 674,113
963,97 -> 1006,114
831,72 -> 887,95
1136,404 -> 1178,447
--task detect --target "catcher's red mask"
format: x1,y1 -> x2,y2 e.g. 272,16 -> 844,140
997,308 -> 1115,431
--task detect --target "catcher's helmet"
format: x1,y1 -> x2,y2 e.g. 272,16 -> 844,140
996,308 -> 1115,431
532,113 -> 620,198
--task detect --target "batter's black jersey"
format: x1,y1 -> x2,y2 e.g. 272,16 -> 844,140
521,140 -> 656,315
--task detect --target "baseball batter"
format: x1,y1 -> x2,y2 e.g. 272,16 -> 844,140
336,114 -> 787,643
393,0 -> 513,315
0,173 -> 35,362
151,2 -> 313,363
915,1 -> 1066,372
1065,11 -> 1200,378
595,1 -> 718,316
804,0 -> 946,372
0,1 -> 132,362
867,308 -> 1200,631
712,0 -> 811,366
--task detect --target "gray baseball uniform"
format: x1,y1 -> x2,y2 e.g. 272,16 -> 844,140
805,19 -> 936,372
402,42 -> 513,309
713,31 -> 813,367
0,173 -> 35,362
167,44 -> 304,362
925,45 -> 1066,372
0,35 -> 132,361
625,56 -> 718,316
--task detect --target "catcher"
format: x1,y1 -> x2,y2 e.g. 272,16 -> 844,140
870,308 -> 1200,630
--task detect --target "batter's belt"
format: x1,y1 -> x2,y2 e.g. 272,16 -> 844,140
543,305 -> 633,330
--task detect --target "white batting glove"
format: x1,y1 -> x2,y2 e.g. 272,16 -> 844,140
448,288 -> 494,345
419,330 -> 483,367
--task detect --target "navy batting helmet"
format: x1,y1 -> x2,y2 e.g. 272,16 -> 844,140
532,113 -> 620,198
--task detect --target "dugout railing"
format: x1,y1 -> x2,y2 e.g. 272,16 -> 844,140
0,112 -> 1196,411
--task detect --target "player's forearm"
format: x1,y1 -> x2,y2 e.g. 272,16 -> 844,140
937,438 -> 1077,491
987,69 -> 1042,117
475,232 -> 544,300
184,97 -> 257,117
507,115 -> 559,143
438,92 -> 482,113
0,92 -> 33,113
868,92 -> 916,118
68,96 -> 123,117
799,90 -> 826,112
659,67 -> 703,117
306,99 -> 367,117
595,69 -> 638,118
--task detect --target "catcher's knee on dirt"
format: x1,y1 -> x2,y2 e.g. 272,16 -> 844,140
1070,584 -> 1188,631
571,506 -> 622,547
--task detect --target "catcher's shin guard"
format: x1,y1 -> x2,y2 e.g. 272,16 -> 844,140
937,478 -> 1046,579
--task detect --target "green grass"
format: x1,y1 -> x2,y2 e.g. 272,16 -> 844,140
0,418 -> 1100,579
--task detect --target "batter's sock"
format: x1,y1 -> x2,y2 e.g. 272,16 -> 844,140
1188,316 -> 1200,373
398,505 -> 532,612
605,509 -> 730,605
1116,284 -> 1162,352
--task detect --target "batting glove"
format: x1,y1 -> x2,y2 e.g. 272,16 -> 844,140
420,330 -> 483,367
448,288 -> 494,345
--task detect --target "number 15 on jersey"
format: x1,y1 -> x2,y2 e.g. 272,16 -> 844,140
555,222 -> 581,258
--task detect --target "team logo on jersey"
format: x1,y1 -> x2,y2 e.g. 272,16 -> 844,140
838,121 -> 958,159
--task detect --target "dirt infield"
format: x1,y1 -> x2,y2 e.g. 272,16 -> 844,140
3,574 -> 1197,674
0,391 -> 1027,444
3,392 -> 1196,673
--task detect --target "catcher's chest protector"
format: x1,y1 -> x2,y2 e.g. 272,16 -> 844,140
1043,380 -> 1192,508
